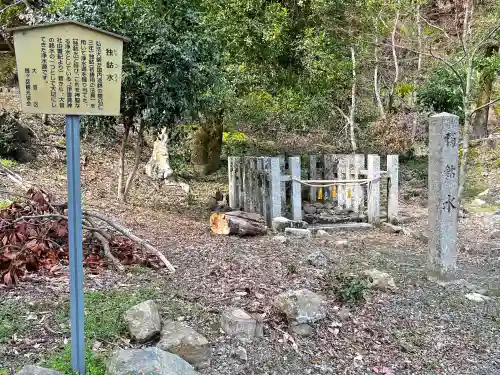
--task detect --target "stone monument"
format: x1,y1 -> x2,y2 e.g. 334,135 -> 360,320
428,112 -> 460,275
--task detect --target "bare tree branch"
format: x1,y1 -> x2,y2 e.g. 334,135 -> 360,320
419,14 -> 450,39
470,97 -> 500,116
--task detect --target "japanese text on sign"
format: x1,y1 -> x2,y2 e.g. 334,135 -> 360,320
13,23 -> 124,116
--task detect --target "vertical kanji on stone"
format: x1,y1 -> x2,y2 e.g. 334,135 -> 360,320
428,112 -> 460,275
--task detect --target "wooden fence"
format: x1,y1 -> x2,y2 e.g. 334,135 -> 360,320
228,154 -> 399,226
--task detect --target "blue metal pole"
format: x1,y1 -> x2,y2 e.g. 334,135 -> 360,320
65,115 -> 85,374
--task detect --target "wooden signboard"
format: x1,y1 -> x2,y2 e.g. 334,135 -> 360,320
10,21 -> 129,116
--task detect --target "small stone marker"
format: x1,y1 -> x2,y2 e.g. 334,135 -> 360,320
428,113 -> 460,274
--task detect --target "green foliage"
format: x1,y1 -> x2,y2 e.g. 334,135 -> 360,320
0,54 -> 16,86
0,158 -> 17,168
0,200 -> 11,210
54,0 -> 221,130
43,344 -> 106,375
417,67 -> 463,119
286,263 -> 298,275
0,111 -> 21,156
80,116 -> 117,144
222,131 -> 250,156
0,302 -> 32,344
323,271 -> 368,303
56,287 -> 157,341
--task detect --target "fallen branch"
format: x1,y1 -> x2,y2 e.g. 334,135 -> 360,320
86,217 -> 124,272
85,211 -> 175,273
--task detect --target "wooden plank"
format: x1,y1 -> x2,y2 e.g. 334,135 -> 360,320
387,155 -> 399,224
323,155 -> 335,201
248,158 -> 256,212
345,155 -> 354,209
228,157 -> 237,209
242,158 -> 249,211
289,156 -> 302,221
337,155 -> 346,208
236,157 -> 244,210
269,157 -> 282,221
261,157 -> 270,224
254,158 -> 262,216
308,155 -> 317,202
367,154 -> 381,224
279,155 -> 287,214
354,154 -> 365,213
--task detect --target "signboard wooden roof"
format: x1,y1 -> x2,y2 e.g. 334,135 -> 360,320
9,21 -> 129,116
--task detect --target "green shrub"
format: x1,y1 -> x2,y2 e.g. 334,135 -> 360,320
324,271 -> 368,303
44,344 -> 106,375
0,111 -> 21,156
222,131 -> 250,156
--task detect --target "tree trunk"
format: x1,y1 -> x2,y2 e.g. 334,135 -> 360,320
472,45 -> 498,139
191,110 -> 224,175
122,120 -> 145,202
206,110 -> 224,174
411,3 -> 423,144
388,6 -> 400,113
457,0 -> 475,204
117,118 -> 131,200
210,211 -> 267,236
374,34 -> 385,119
349,46 -> 357,152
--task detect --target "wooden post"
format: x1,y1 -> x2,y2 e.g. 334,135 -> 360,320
236,157 -> 244,210
241,158 -> 249,211
247,158 -> 256,212
323,155 -> 335,201
354,154 -> 365,213
261,157 -> 270,224
279,155 -> 287,211
337,155 -> 346,208
345,155 -> 354,209
289,156 -> 302,221
254,158 -> 262,216
269,157 -> 282,222
387,155 -> 399,224
228,157 -> 238,210
367,154 -> 380,224
309,155 -> 317,202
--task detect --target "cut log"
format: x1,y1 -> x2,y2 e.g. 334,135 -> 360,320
210,211 -> 267,236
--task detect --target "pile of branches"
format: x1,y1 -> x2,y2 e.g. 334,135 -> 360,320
0,188 -> 174,286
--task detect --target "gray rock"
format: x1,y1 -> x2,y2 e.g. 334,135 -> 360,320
285,228 -> 312,239
220,308 -> 256,340
107,347 -> 199,375
316,229 -> 330,238
337,307 -> 350,321
465,293 -> 491,302
312,202 -> 324,209
275,289 -> 326,325
272,217 -> 292,232
290,220 -> 309,229
123,300 -> 161,343
303,204 -> 317,215
490,230 -> 500,239
381,222 -> 402,233
472,198 -> 486,206
290,324 -> 313,336
157,320 -> 211,369
273,235 -> 288,244
307,251 -> 328,268
335,240 -> 349,248
234,346 -> 248,361
16,366 -> 63,375
363,269 -> 397,291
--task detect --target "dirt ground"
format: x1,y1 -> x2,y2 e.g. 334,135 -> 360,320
1,96 -> 500,375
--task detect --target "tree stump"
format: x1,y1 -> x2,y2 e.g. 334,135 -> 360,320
210,211 -> 267,236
